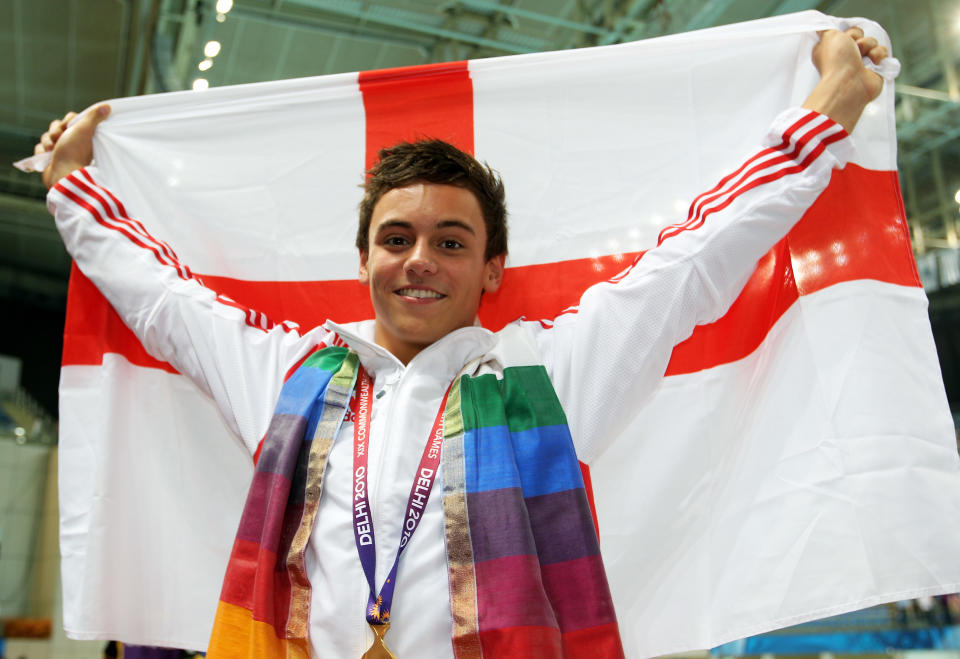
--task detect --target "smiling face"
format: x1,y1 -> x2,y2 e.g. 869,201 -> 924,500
359,182 -> 505,365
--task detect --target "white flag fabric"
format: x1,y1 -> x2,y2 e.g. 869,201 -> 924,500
42,10 -> 960,657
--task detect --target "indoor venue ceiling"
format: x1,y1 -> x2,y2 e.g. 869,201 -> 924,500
2,0 -> 960,410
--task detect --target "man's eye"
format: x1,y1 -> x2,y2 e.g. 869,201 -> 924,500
384,236 -> 408,247
440,239 -> 463,249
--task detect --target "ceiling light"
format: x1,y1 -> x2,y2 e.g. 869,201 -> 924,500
216,0 -> 233,12
204,40 -> 221,58
955,188 -> 960,204
193,78 -> 209,91
198,58 -> 213,71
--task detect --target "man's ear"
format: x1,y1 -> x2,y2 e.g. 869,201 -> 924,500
483,254 -> 505,294
358,250 -> 369,286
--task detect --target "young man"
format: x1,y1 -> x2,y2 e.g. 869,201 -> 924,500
39,28 -> 887,659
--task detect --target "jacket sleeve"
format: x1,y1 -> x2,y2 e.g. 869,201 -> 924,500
530,108 -> 853,463
48,166 -> 329,454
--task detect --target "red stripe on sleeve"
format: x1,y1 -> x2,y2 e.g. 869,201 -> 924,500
57,177 -> 181,275
675,110 -> 822,233
658,116 -> 843,244
77,169 -> 184,267
672,128 -> 848,240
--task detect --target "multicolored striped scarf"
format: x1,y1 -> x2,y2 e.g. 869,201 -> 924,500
207,346 -> 623,658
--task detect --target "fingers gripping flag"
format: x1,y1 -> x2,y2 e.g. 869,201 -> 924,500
49,11 -> 960,658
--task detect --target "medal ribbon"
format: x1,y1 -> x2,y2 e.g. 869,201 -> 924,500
351,365 -> 451,626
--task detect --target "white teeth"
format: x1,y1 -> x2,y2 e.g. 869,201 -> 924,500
396,288 -> 443,299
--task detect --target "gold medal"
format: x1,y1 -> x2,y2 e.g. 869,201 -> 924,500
361,622 -> 397,659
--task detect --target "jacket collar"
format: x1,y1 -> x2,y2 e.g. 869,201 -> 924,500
324,319 -> 497,383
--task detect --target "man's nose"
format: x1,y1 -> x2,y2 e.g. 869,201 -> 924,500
405,240 -> 438,276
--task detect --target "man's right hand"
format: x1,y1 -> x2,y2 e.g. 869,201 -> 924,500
801,28 -> 888,134
36,103 -> 111,190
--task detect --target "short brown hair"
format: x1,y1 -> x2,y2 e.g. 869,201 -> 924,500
357,140 -> 508,260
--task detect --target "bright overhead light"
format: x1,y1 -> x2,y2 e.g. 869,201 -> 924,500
204,40 -> 221,58
198,58 -> 213,71
193,78 -> 209,91
955,188 -> 960,204
216,0 -> 233,12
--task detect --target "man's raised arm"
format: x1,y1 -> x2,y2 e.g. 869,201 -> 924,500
36,107 -> 325,453
537,27 -> 891,462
